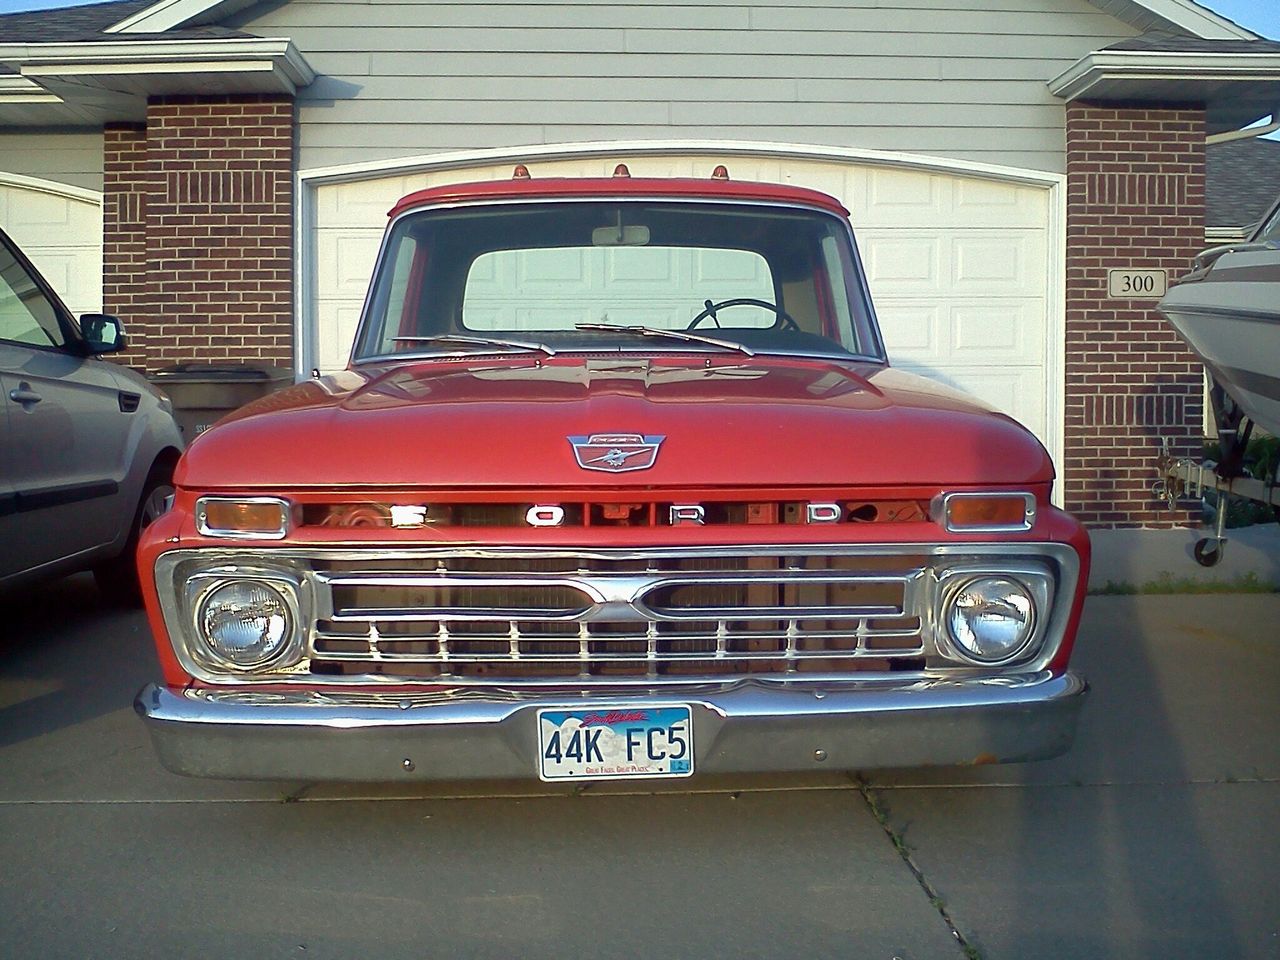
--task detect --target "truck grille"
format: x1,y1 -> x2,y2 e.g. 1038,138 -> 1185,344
307,553 -> 928,681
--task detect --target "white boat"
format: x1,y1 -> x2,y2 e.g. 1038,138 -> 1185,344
1157,195 -> 1280,438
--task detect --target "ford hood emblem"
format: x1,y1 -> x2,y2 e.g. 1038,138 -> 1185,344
568,433 -> 665,473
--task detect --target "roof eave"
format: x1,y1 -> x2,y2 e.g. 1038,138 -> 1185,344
0,37 -> 314,107
1050,50 -> 1280,101
1049,49 -> 1280,134
105,0 -> 258,34
1085,0 -> 1257,40
0,73 -> 63,103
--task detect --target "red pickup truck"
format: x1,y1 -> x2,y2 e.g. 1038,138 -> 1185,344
135,168 -> 1089,783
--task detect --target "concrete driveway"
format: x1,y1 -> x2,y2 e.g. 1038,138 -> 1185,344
1,574 -> 1276,959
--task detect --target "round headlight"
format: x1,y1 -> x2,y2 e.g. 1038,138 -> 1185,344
945,576 -> 1036,663
198,580 -> 292,668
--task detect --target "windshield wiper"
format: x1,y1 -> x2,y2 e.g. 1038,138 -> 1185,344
393,334 -> 556,356
574,323 -> 754,357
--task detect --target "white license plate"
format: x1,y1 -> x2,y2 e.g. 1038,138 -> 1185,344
536,706 -> 694,782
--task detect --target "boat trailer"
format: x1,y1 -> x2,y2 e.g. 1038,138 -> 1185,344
1155,439 -> 1280,567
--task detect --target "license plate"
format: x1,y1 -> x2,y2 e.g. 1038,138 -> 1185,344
536,706 -> 694,782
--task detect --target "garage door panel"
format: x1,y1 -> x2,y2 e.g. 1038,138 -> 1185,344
315,300 -> 363,371
860,233 -> 943,294
316,175 -> 429,228
857,171 -> 1046,229
952,232 -> 1044,292
317,229 -> 383,299
5,188 -> 96,233
951,301 -> 1044,358
0,181 -> 102,318
879,299 -> 1044,366
467,248 -> 774,329
874,302 -> 937,354
953,178 -> 1048,227
610,247 -> 675,283
25,249 -> 101,318
789,167 -> 867,218
868,167 -> 942,213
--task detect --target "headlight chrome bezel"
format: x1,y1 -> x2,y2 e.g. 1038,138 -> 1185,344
933,565 -> 1053,667
183,567 -> 307,674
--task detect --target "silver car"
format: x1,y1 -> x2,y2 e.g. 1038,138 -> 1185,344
0,228 -> 183,599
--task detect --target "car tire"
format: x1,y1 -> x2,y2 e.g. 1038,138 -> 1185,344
93,470 -> 175,605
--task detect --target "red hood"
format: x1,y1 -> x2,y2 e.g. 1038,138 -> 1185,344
176,356 -> 1052,490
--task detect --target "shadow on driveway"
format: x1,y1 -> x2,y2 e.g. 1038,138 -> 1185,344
0,573 -> 159,750
863,595 -> 1280,958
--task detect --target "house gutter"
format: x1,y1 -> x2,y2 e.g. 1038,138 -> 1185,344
1206,113 -> 1280,145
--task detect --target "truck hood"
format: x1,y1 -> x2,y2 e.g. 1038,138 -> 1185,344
177,356 -> 1053,490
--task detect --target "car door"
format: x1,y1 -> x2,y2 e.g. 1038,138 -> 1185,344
0,234 -> 132,580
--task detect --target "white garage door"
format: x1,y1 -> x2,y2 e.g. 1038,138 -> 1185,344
0,177 -> 102,317
309,154 -> 1052,450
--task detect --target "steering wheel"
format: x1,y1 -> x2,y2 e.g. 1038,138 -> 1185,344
687,298 -> 800,332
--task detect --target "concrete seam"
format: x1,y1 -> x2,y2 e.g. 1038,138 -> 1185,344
854,775 -> 982,960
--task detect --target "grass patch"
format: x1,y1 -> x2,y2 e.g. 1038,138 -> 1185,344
1091,571 -> 1278,595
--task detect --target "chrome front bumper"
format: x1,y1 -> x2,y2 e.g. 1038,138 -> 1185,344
135,672 -> 1087,782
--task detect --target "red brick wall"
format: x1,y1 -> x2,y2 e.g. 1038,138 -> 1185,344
1064,102 -> 1205,527
145,95 -> 294,368
102,123 -> 150,368
100,95 -> 295,373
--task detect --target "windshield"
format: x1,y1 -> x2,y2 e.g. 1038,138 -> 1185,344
354,200 -> 884,363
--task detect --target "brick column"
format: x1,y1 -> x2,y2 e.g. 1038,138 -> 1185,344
1064,102 -> 1205,527
145,94 -> 295,369
102,123 -> 150,369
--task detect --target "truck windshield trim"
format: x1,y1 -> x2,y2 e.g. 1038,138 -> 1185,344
352,198 -> 886,365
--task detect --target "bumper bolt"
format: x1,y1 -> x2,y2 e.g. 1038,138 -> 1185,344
814,749 -> 828,762
402,758 -> 416,772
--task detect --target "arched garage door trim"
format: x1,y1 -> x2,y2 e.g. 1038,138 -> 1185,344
296,140 -> 1066,479
0,171 -> 102,206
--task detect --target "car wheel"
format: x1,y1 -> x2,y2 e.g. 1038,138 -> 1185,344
93,472 -> 175,604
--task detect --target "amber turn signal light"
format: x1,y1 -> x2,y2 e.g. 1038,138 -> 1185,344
934,493 -> 1035,533
196,497 -> 292,539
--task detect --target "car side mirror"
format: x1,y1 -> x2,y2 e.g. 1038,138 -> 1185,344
79,313 -> 127,354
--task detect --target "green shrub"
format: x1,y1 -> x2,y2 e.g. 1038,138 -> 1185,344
1202,432 -> 1279,528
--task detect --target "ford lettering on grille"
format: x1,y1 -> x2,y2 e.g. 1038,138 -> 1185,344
568,433 -> 665,473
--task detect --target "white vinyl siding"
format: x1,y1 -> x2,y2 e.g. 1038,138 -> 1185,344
0,131 -> 104,193
232,0 -> 1139,176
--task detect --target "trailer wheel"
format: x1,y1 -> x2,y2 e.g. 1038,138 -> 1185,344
1193,538 -> 1222,567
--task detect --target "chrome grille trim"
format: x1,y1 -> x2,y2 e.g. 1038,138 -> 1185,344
308,563 -> 924,678
153,543 -> 1080,687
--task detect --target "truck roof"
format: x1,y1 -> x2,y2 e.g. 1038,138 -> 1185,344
388,173 -> 850,220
